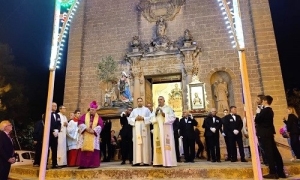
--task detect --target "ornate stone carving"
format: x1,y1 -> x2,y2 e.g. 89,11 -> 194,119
137,0 -> 186,22
151,17 -> 171,51
191,47 -> 201,81
184,29 -> 193,41
131,36 -> 141,53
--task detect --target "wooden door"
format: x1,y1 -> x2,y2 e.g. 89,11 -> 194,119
144,79 -> 153,106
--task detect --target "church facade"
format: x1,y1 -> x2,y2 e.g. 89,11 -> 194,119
63,0 -> 286,142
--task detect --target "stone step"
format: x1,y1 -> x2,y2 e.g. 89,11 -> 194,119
8,160 -> 300,179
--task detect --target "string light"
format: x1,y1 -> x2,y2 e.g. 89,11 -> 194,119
217,0 -> 245,49
50,0 -> 81,69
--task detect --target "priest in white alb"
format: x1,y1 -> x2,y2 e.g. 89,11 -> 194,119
151,96 -> 177,167
128,97 -> 152,166
57,105 -> 68,167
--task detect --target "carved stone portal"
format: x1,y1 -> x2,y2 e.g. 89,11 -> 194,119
126,21 -> 202,108
138,0 -> 186,22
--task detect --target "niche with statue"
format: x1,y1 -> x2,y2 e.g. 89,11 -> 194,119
210,71 -> 234,112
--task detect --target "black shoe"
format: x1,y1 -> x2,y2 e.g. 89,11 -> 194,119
277,172 -> 287,178
211,160 -> 216,163
132,163 -> 140,166
143,164 -> 150,166
241,159 -> 248,162
51,165 -> 61,169
231,160 -> 237,162
263,173 -> 279,179
103,159 -> 109,162
184,161 -> 189,163
207,159 -> 211,161
225,158 -> 230,161
190,160 -> 195,163
121,161 -> 126,165
78,166 -> 87,169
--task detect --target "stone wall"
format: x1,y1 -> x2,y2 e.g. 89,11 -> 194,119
64,0 -> 286,141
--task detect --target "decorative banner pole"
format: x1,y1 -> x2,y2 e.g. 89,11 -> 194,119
39,0 -> 80,179
217,0 -> 262,179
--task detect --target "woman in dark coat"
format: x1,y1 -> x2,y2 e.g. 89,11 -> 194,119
285,106 -> 300,160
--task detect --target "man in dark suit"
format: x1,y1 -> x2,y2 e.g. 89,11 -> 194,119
255,95 -> 286,179
33,114 -> 45,167
49,102 -> 61,169
222,106 -> 247,162
221,109 -> 231,161
202,108 -> 222,162
101,119 -> 112,162
0,120 -> 15,180
179,110 -> 198,163
173,116 -> 181,162
120,107 -> 133,165
255,94 -> 268,165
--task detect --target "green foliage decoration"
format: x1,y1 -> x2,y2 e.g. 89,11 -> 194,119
98,56 -> 118,83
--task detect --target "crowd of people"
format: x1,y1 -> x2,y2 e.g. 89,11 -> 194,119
28,95 -> 292,179
2,94 -> 299,179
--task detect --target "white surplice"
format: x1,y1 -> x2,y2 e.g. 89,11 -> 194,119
57,113 -> 68,166
128,106 -> 152,165
151,105 -> 177,167
67,119 -> 79,150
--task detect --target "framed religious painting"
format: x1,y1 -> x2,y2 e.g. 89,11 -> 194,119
189,83 -> 205,110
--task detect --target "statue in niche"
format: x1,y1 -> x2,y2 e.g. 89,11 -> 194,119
213,78 -> 229,112
118,71 -> 133,102
151,17 -> 171,51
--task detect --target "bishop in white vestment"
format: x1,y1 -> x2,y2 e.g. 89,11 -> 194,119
151,96 -> 177,167
128,97 -> 152,166
57,105 -> 68,166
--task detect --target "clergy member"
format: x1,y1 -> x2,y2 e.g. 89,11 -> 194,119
151,96 -> 177,167
77,101 -> 104,169
128,97 -> 152,166
67,109 -> 80,167
57,105 -> 68,167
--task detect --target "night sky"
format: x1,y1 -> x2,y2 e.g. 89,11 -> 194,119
0,0 -> 299,121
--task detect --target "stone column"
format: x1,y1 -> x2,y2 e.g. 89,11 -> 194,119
185,65 -> 193,84
133,73 -> 141,107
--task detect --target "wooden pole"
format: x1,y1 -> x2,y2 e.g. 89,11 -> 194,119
39,0 -> 60,178
239,50 -> 262,180
39,70 -> 55,179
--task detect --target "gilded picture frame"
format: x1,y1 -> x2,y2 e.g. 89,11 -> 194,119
189,83 -> 205,110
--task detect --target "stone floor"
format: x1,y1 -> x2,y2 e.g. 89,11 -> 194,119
9,159 -> 300,180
